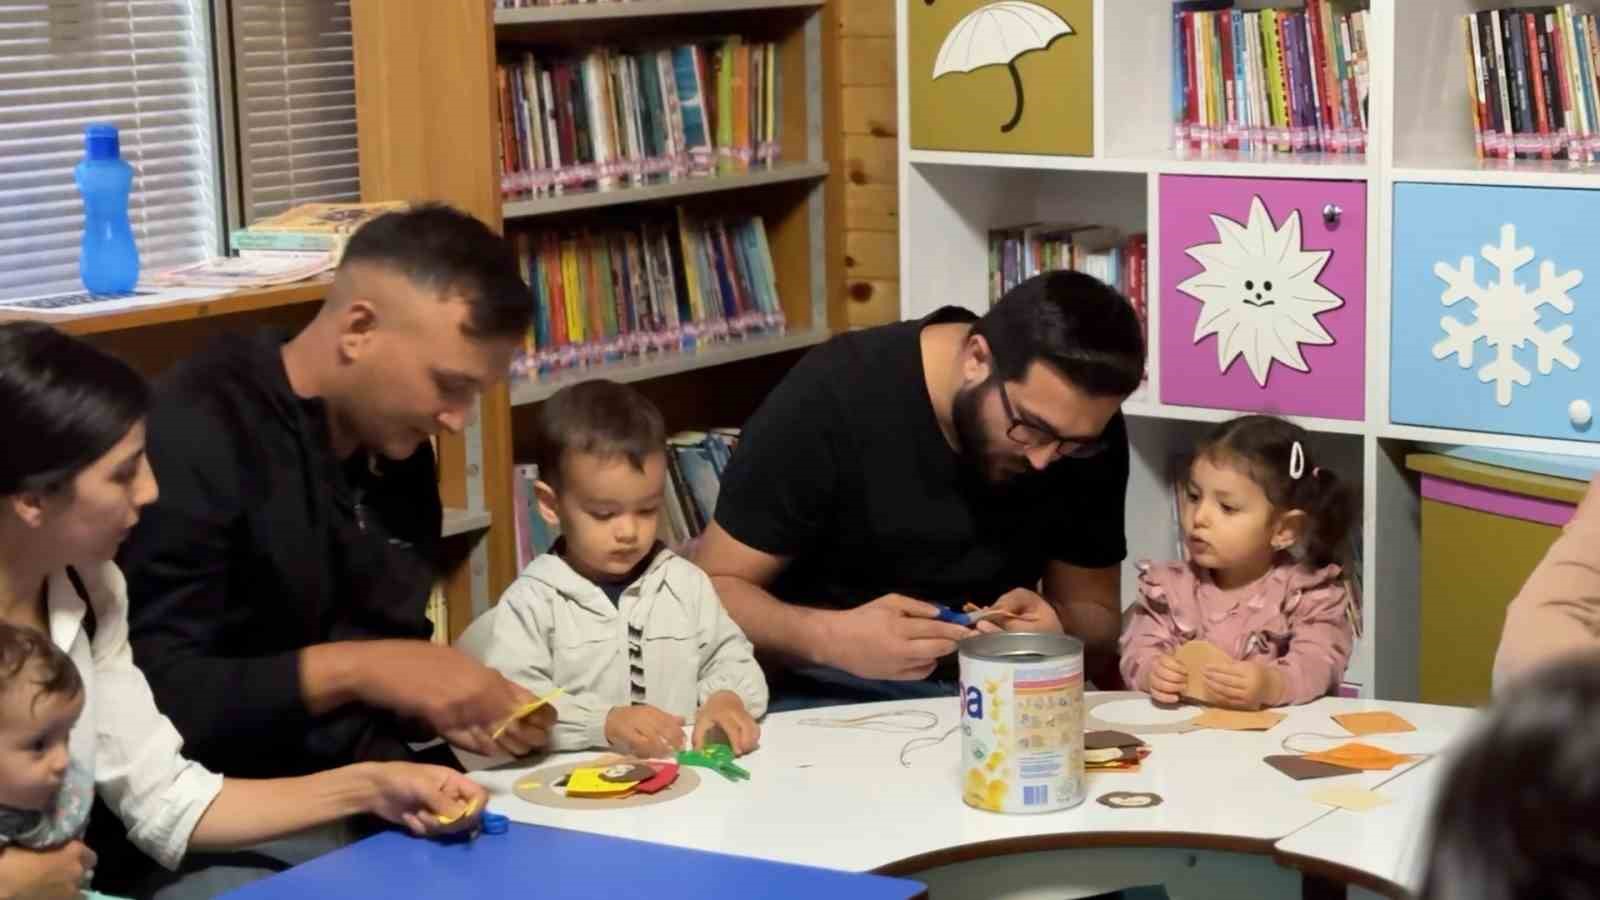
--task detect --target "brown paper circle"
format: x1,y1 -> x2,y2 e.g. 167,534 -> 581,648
513,760 -> 702,810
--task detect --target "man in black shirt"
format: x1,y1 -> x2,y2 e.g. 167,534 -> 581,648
107,206 -> 556,893
695,271 -> 1144,707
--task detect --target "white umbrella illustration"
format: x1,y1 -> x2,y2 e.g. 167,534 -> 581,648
931,1 -> 1074,133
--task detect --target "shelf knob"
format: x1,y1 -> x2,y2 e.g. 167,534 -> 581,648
1322,203 -> 1343,225
1571,399 -> 1593,430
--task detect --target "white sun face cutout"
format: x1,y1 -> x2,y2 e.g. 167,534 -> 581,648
1176,195 -> 1346,386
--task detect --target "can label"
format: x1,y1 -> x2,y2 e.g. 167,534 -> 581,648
960,652 -> 1084,813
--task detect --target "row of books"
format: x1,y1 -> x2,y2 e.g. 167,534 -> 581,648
511,428 -> 741,566
1172,0 -> 1370,155
496,38 -> 780,198
511,210 -> 784,377
1460,6 -> 1600,161
987,224 -> 1149,378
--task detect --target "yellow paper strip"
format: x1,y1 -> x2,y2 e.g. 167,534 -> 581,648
434,794 -> 480,826
491,688 -> 565,741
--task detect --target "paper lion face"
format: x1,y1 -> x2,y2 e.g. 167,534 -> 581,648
1176,195 -> 1345,386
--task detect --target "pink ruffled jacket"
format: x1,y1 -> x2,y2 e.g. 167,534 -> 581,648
1119,560 -> 1355,706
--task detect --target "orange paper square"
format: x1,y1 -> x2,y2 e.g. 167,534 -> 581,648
1332,711 -> 1417,737
1300,742 -> 1417,771
1191,708 -> 1287,732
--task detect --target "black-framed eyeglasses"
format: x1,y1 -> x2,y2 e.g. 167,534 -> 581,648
996,382 -> 1106,460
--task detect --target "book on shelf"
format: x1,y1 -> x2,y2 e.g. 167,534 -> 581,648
230,201 -> 410,259
510,209 -> 785,378
496,37 -> 780,199
987,223 -> 1148,381
1172,1 -> 1369,155
511,428 -> 741,568
1462,5 -> 1600,161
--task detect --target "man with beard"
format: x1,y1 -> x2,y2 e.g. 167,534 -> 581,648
693,271 -> 1145,709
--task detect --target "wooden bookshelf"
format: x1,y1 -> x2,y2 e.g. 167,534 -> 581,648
510,328 -> 829,406
502,161 -> 829,219
0,279 -> 330,336
442,507 -> 494,537
494,0 -> 822,26
352,0 -> 838,638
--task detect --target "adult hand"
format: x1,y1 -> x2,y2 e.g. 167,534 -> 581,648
1203,660 -> 1281,710
605,705 -> 686,758
364,763 -> 488,837
0,841 -> 96,900
1144,654 -> 1188,705
692,691 -> 761,756
972,588 -> 1064,635
821,594 -> 973,680
443,701 -> 557,759
358,642 -> 536,741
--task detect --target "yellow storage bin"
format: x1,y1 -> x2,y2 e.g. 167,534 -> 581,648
1407,453 -> 1590,707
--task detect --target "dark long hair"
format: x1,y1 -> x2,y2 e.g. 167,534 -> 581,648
0,322 -> 149,495
1421,654 -> 1600,900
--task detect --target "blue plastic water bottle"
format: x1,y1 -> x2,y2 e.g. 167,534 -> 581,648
75,123 -> 139,294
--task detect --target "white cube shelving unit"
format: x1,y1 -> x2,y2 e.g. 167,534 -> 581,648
897,0 -> 1600,700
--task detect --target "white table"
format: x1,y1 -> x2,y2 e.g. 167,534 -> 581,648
466,695 -> 1476,900
1274,738 -> 1459,899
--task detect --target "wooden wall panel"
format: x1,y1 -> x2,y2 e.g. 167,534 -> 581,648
840,1 -> 894,37
835,0 -> 899,329
841,37 -> 895,86
352,0 -> 515,631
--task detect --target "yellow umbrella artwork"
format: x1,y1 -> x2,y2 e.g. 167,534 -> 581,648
930,1 -> 1075,133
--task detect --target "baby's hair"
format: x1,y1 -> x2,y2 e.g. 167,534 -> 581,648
1421,653 -> 1600,899
532,379 -> 666,489
1177,415 -> 1357,571
0,623 -> 82,714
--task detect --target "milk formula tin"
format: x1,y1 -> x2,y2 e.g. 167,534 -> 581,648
958,632 -> 1085,813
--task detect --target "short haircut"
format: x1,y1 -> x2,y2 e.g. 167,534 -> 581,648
0,623 -> 83,715
339,203 -> 533,339
532,380 -> 666,488
0,322 -> 149,496
972,270 -> 1146,398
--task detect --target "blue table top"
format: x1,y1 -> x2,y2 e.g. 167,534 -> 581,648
220,822 -> 928,900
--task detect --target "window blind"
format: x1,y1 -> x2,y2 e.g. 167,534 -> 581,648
0,0 -> 220,300
231,0 -> 358,225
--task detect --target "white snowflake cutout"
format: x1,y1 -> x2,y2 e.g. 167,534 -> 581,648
1177,195 -> 1346,386
1432,223 -> 1582,407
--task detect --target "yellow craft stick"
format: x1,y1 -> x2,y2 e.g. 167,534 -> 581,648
434,794 -> 480,826
490,688 -> 564,741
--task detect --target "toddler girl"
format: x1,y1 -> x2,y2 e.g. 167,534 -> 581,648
1120,415 -> 1358,709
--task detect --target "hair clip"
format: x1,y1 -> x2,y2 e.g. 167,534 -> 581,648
1289,440 -> 1306,480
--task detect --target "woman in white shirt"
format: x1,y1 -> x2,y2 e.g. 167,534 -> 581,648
0,322 -> 488,899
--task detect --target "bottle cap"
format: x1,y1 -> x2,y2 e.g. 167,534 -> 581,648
85,124 -> 121,161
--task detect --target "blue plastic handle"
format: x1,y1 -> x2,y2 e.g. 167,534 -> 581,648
934,606 -> 973,627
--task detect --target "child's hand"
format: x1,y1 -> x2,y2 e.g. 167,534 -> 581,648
1145,654 -> 1188,704
604,705 -> 686,758
1202,660 -> 1282,710
693,690 -> 761,755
